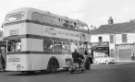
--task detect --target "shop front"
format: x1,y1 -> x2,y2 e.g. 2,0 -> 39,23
115,44 -> 134,61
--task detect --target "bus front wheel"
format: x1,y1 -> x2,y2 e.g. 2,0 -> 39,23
47,58 -> 59,73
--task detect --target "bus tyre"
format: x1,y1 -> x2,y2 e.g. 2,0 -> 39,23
47,58 -> 59,73
21,71 -> 35,74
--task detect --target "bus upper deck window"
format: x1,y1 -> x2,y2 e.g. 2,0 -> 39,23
6,12 -> 24,22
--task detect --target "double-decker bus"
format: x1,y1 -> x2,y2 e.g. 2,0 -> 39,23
3,8 -> 90,72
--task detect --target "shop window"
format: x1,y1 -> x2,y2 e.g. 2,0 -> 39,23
122,34 -> 127,43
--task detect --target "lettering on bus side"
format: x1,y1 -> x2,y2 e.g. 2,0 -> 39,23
44,27 -> 80,38
10,29 -> 19,36
8,58 -> 20,62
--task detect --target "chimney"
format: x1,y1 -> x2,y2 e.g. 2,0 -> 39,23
108,16 -> 114,24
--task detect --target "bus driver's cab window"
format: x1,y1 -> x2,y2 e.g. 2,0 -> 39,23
7,39 -> 21,53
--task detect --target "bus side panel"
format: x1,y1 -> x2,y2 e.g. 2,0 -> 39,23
28,54 -> 50,70
6,54 -> 72,71
27,54 -> 72,71
26,23 -> 80,41
22,38 -> 43,52
6,54 -> 28,71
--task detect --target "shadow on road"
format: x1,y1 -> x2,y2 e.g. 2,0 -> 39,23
6,70 -> 69,76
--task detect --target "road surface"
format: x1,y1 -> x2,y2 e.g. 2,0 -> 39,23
0,63 -> 135,82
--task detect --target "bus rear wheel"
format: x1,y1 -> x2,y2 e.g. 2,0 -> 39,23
47,58 -> 59,73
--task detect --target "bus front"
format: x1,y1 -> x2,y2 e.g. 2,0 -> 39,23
3,9 -> 29,71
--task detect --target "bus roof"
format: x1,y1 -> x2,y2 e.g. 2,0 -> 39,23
6,7 -> 88,26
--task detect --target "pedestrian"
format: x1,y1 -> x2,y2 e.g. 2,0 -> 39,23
72,49 -> 84,68
0,53 -> 5,71
89,50 -> 93,64
131,53 -> 135,60
1,54 -> 5,71
84,50 -> 91,70
0,47 -> 6,71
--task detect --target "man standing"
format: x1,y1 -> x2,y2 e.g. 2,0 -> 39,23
72,49 -> 84,68
84,49 -> 93,70
0,47 -> 6,71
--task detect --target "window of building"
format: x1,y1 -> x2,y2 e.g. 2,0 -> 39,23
98,36 -> 102,42
110,34 -> 114,43
122,34 -> 127,43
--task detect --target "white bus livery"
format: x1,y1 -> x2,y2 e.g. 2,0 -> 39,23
3,8 -> 90,72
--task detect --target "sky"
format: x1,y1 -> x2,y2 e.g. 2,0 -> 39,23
0,0 -> 135,28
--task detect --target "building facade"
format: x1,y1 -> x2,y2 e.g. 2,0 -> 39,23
90,22 -> 135,62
